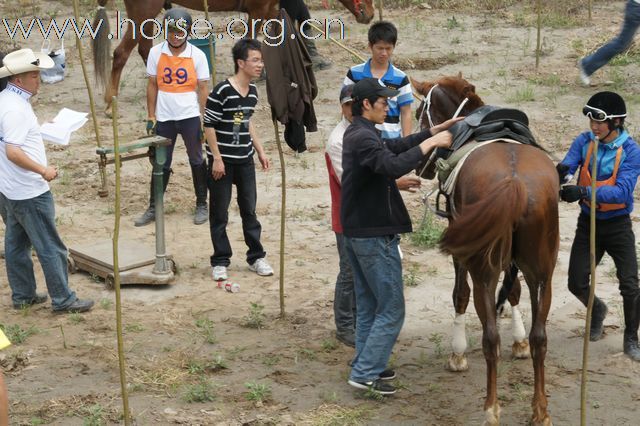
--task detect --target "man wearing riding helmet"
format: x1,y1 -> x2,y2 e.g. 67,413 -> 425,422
135,8 -> 210,227
558,91 -> 640,362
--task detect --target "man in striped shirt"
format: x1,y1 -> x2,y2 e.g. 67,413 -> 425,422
203,39 -> 273,282
343,21 -> 413,139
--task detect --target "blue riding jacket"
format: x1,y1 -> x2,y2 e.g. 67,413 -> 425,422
560,130 -> 640,219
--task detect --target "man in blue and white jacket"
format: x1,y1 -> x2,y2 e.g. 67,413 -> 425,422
558,91 -> 640,361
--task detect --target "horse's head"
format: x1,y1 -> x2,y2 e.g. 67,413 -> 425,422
411,73 -> 484,130
338,0 -> 375,24
411,74 -> 484,179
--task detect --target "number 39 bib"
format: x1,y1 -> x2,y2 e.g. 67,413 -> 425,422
156,53 -> 197,94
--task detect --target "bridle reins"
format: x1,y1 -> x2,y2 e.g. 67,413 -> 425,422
418,84 -> 470,130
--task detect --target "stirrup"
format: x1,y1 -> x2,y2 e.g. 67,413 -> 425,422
435,190 -> 452,219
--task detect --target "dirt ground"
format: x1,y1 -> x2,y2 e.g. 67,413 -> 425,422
2,0 -> 640,424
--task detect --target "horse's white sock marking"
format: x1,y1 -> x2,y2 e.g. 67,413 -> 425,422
511,305 -> 526,343
452,313 -> 467,354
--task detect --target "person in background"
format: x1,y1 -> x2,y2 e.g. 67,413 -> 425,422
135,8 -> 210,226
204,39 -> 273,282
557,91 -> 640,362
280,0 -> 332,70
0,48 -> 93,313
343,21 -> 412,139
578,0 -> 640,86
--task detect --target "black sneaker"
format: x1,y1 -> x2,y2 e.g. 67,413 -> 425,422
347,378 -> 396,395
336,330 -> 355,347
53,298 -> 95,313
13,292 -> 48,309
379,369 -> 396,381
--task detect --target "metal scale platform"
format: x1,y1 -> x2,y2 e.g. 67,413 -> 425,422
68,136 -> 177,288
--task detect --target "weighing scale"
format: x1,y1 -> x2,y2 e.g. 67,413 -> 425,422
68,135 -> 177,288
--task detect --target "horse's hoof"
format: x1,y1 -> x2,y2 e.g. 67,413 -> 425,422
446,353 -> 468,372
482,404 -> 501,426
530,415 -> 552,426
512,340 -> 530,359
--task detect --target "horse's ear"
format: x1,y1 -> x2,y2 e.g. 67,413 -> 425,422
410,76 -> 433,96
457,71 -> 463,79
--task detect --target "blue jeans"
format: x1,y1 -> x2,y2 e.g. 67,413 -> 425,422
334,233 -> 356,333
1,192 -> 76,309
207,159 -> 265,266
344,234 -> 405,382
582,0 -> 640,76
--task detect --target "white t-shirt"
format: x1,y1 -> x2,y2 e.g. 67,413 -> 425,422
325,117 -> 350,182
0,84 -> 49,200
146,41 -> 210,122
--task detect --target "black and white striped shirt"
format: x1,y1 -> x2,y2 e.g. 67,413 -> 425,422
203,79 -> 258,164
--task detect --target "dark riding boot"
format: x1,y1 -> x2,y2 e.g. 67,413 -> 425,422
623,295 -> 640,361
191,163 -> 208,225
134,169 -> 171,227
303,37 -> 332,71
587,296 -> 608,342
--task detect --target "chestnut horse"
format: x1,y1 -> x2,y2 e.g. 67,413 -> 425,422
92,0 -> 374,109
413,76 -> 558,426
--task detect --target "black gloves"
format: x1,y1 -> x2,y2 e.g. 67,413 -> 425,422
560,185 -> 588,203
556,163 -> 570,184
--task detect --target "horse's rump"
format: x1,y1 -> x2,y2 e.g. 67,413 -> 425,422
439,142 -> 555,275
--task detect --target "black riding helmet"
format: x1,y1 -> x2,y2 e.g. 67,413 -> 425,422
583,91 -> 627,130
164,8 -> 192,33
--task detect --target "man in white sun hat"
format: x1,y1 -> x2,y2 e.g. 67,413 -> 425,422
0,48 -> 94,313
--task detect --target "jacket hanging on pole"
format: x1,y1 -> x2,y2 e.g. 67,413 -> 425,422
263,9 -> 318,153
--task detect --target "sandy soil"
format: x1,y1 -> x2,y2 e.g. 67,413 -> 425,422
2,0 -> 640,424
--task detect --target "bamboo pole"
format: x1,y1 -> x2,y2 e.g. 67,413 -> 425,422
535,0 -> 541,69
588,0 -> 592,22
580,141 -> 599,426
273,118 -> 286,318
202,0 -> 216,85
111,96 -> 131,425
378,0 -> 383,21
72,0 -> 108,197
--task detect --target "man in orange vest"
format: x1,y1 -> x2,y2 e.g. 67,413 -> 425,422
135,9 -> 210,226
558,91 -> 640,361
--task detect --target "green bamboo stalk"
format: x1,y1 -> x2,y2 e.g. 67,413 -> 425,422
111,96 -> 131,425
378,0 -> 383,21
72,0 -> 108,197
535,0 -> 541,69
588,0 -> 592,22
580,141 -> 599,426
273,118 -> 286,318
202,0 -> 216,85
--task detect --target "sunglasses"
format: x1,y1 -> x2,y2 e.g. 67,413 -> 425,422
582,105 -> 626,122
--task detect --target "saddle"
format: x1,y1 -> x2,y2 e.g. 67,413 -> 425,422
420,106 -> 539,218
418,105 -> 537,180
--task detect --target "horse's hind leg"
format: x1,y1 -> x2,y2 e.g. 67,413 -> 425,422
504,267 -> 530,359
469,268 -> 501,426
106,25 -> 139,112
448,258 -> 470,372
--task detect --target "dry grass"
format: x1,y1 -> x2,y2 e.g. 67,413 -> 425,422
11,393 -> 121,424
298,403 -> 373,425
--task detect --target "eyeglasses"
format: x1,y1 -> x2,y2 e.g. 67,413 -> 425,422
582,105 -> 626,122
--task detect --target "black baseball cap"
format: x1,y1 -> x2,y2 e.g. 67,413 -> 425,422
340,84 -> 354,104
351,78 -> 399,102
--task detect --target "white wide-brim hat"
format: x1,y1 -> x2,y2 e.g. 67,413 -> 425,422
0,48 -> 54,78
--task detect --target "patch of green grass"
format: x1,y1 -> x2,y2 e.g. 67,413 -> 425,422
69,313 -> 85,324
245,381 -> 271,402
194,317 -> 216,344
99,298 -> 112,310
183,378 -> 216,403
242,302 -> 265,329
125,323 -> 144,333
82,404 -> 105,426
0,323 -> 38,344
446,15 -> 462,30
321,339 -> 338,352
409,213 -> 444,249
296,348 -> 317,362
262,354 -> 281,366
403,263 -> 421,288
429,332 -> 446,358
507,86 -> 535,103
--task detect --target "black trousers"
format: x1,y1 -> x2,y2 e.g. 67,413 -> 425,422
280,0 -> 313,35
568,213 -> 640,302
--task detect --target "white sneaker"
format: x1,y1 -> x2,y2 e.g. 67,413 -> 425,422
577,60 -> 591,86
248,258 -> 274,276
212,265 -> 228,281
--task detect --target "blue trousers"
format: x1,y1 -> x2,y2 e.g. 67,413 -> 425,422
1,191 -> 76,309
344,234 -> 405,382
582,0 -> 640,76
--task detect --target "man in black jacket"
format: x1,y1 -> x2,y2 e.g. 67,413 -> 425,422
342,78 -> 458,395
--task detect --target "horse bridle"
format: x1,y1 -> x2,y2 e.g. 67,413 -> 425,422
353,0 -> 364,18
418,84 -> 470,130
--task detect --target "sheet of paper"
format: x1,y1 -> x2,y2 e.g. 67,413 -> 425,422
40,108 -> 88,145
53,108 -> 88,131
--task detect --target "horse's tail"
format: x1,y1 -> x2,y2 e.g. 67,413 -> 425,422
440,177 -> 528,275
92,0 -> 111,88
